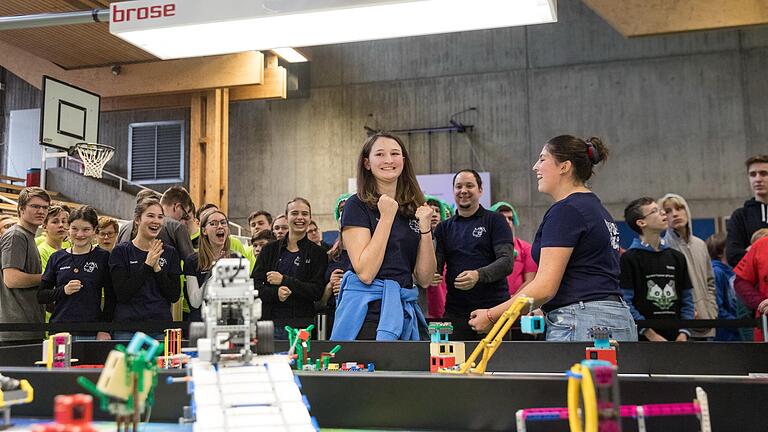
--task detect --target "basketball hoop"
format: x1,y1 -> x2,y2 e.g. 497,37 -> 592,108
71,143 -> 114,178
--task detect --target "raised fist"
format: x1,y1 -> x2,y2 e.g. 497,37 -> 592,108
377,194 -> 399,219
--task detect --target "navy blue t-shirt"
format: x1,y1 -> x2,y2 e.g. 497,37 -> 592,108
277,250 -> 302,278
340,194 -> 421,288
109,242 -> 181,322
42,247 -> 111,323
435,206 -> 513,316
324,249 -> 351,311
531,192 -> 621,312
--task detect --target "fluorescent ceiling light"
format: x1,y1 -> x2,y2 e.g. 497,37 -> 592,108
272,48 -> 309,63
110,0 -> 557,60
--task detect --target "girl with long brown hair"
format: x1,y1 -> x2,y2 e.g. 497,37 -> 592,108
330,132 -> 436,340
183,209 -> 239,321
109,198 -> 181,339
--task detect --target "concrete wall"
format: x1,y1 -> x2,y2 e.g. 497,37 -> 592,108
228,0 -> 768,239
3,0 -> 768,238
44,167 -> 135,220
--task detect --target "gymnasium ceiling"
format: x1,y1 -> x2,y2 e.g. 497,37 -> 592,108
0,0 -> 766,70
0,0 -> 156,70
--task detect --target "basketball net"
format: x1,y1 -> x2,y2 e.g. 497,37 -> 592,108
73,143 -> 115,178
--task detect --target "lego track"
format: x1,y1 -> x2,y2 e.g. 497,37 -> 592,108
1,341 -> 767,431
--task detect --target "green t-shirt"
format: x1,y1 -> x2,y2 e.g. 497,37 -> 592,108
36,235 -> 70,254
229,235 -> 246,256
243,244 -> 256,273
38,242 -> 60,272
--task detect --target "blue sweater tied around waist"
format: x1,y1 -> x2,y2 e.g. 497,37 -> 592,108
330,271 -> 426,341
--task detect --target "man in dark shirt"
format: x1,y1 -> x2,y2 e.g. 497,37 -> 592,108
726,155 -> 768,267
434,169 -> 514,339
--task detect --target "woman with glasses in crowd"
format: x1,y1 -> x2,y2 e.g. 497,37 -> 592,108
183,209 -> 241,321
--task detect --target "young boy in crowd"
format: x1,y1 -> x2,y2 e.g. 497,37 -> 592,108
251,230 -> 276,258
621,197 -> 694,341
706,233 -> 743,341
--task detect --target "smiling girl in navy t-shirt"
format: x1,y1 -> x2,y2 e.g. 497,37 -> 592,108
331,132 -> 436,340
38,206 -> 113,340
468,135 -> 637,342
109,198 -> 181,339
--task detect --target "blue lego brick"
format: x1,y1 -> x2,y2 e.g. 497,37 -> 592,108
520,316 -> 545,334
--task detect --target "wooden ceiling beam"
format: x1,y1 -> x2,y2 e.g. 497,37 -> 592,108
100,93 -> 193,112
0,38 -> 266,97
583,0 -> 768,37
230,64 -> 288,102
101,63 -> 287,111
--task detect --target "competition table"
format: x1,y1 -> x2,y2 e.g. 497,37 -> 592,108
1,341 -> 767,431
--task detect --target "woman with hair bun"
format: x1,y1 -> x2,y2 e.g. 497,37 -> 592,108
469,135 -> 637,341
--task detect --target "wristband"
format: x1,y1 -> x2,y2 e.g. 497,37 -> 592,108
420,228 -> 432,235
486,309 -> 496,324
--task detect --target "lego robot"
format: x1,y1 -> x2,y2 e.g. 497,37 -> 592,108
178,259 -> 317,431
188,258 -> 275,363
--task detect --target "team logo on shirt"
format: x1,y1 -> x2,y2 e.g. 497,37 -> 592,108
294,256 -> 301,267
472,227 -> 487,238
158,257 -> 167,268
646,280 -> 677,310
83,262 -> 97,273
604,219 -> 620,250
409,219 -> 421,233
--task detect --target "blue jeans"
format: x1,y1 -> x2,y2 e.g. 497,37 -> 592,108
545,299 -> 638,342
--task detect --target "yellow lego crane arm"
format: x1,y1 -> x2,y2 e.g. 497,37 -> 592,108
440,295 -> 533,375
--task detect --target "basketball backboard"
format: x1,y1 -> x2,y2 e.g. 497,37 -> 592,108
39,75 -> 100,152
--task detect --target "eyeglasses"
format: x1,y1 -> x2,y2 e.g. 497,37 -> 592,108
28,204 -> 50,212
206,220 -> 229,228
98,231 -> 116,238
640,208 -> 664,218
179,204 -> 193,221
